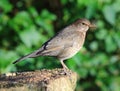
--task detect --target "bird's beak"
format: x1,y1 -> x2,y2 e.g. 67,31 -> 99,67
89,23 -> 96,29
89,23 -> 96,28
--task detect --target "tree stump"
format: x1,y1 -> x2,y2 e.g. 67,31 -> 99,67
0,68 -> 77,91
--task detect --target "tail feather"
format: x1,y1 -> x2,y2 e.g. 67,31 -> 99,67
13,52 -> 37,64
13,47 -> 44,64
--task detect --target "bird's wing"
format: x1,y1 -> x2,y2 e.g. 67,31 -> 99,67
35,35 -> 65,56
36,30 -> 80,57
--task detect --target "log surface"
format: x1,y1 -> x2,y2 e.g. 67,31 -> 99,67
0,69 -> 77,91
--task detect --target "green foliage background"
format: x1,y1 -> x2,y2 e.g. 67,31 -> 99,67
0,0 -> 120,91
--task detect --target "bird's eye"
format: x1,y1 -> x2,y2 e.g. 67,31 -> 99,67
82,23 -> 86,25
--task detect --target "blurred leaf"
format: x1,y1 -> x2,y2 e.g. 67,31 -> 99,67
112,0 -> 120,12
103,5 -> 116,25
105,35 -> 117,52
61,0 -> 68,5
0,49 -> 17,73
0,0 -> 13,13
63,9 -> 71,21
28,7 -> 38,18
40,9 -> 56,20
35,9 -> 56,36
95,79 -> 110,91
89,68 -> 97,76
113,32 -> 120,48
0,14 -> 10,31
96,20 -> 105,28
67,59 -> 77,70
109,77 -> 120,91
15,44 -> 32,54
91,53 -> 108,66
19,26 -> 40,47
77,0 -> 91,6
97,69 -> 109,78
110,56 -> 119,65
77,68 -> 88,78
85,0 -> 98,18
89,41 -> 98,51
95,29 -> 107,40
9,11 -> 33,32
108,65 -> 119,76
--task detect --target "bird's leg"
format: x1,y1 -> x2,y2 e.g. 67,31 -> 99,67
60,59 -> 73,83
60,59 -> 70,75
60,59 -> 68,70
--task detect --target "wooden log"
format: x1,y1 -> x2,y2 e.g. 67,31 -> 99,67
0,69 -> 77,91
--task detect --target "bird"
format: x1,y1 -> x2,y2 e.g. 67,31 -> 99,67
13,18 -> 96,73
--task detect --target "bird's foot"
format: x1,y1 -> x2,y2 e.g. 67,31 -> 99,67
62,67 -> 73,83
63,67 -> 72,76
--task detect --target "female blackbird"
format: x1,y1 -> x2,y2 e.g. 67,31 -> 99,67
13,18 -> 96,72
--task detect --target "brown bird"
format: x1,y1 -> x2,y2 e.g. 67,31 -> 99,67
13,18 -> 96,73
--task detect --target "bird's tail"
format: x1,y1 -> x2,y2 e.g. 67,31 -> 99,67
12,51 -> 37,64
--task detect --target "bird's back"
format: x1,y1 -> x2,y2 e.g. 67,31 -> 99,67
35,25 -> 86,60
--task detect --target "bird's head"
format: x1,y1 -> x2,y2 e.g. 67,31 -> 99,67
73,18 -> 96,32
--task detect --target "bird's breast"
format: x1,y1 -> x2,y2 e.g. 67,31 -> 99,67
58,34 -> 86,60
71,39 -> 84,53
